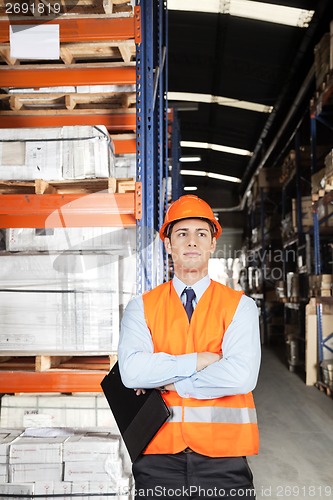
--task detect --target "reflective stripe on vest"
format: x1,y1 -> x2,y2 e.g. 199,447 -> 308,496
168,406 -> 257,424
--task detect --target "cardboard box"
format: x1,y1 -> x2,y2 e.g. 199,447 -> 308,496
317,200 -> 333,227
257,167 -> 283,188
0,430 -> 22,464
0,395 -> 118,429
0,463 -> 7,482
0,125 -> 114,180
311,167 -> 326,194
64,458 -> 123,482
63,433 -> 120,462
292,196 -> 313,230
9,463 -> 63,483
34,481 -> 72,496
314,32 -> 330,90
0,290 -> 119,352
306,298 -> 333,385
0,483 -> 35,496
9,436 -> 68,464
114,153 -> 136,179
324,149 -> 333,178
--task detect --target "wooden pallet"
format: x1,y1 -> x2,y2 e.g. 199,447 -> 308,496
312,189 -> 327,202
0,0 -> 133,17
315,381 -> 333,398
0,91 -> 136,111
0,354 -> 117,372
0,40 -> 135,66
0,177 -> 135,194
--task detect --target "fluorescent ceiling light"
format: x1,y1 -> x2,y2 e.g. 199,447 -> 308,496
181,140 -> 252,157
184,186 -> 198,191
180,169 -> 241,184
207,172 -> 242,183
168,0 -> 314,28
179,156 -> 202,162
181,169 -> 206,176
168,91 -> 272,113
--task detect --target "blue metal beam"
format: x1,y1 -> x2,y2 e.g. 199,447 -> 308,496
136,0 -> 168,292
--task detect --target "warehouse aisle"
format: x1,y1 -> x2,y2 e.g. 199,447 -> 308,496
249,347 -> 333,500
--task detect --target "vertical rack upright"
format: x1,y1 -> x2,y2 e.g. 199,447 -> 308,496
135,0 -> 169,293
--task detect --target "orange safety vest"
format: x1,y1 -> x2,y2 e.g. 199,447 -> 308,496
142,280 -> 259,457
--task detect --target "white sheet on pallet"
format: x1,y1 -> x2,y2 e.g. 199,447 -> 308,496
10,24 -> 60,60
5,226 -> 136,253
0,253 -> 120,292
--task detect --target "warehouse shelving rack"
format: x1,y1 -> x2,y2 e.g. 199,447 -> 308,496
279,132 -> 312,372
0,0 -> 169,393
309,76 -> 333,387
245,182 -> 283,346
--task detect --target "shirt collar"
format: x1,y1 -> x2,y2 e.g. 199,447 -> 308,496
172,275 -> 211,302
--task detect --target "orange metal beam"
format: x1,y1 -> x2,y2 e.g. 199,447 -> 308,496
111,135 -> 136,154
0,113 -> 136,131
0,192 -> 137,228
0,371 -> 105,393
0,17 -> 136,43
0,65 -> 136,88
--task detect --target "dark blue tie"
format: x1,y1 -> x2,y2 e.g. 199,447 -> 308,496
184,288 -> 196,321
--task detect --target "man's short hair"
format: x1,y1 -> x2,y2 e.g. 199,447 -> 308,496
166,217 -> 215,239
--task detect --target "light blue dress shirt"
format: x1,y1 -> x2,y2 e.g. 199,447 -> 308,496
118,275 -> 261,399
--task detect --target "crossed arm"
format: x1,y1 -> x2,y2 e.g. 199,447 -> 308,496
118,294 -> 261,399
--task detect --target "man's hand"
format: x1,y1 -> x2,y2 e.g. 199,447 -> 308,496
196,352 -> 221,371
164,383 -> 175,392
134,389 -> 146,396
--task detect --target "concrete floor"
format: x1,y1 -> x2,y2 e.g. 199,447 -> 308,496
248,347 -> 333,500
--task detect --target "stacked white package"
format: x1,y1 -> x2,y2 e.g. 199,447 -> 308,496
63,432 -> 123,483
0,464 -> 7,483
63,432 -> 120,462
9,435 -> 67,483
0,394 -> 117,430
0,289 -> 119,352
0,430 -> 22,483
71,475 -> 132,500
5,226 -> 136,253
0,125 -> 114,180
0,483 -> 35,498
119,252 -> 137,312
0,429 -> 133,499
114,153 -> 136,178
34,480 -> 72,496
9,463 -> 63,483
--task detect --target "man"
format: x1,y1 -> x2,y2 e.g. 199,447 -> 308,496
118,195 -> 261,500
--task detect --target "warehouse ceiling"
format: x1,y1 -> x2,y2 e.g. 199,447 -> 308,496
167,0 -> 333,224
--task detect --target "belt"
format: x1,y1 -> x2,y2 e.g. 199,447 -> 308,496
182,447 -> 194,453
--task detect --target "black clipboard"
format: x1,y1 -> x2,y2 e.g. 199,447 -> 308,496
101,361 -> 171,462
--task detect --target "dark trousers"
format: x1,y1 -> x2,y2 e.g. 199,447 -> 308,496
132,451 -> 256,499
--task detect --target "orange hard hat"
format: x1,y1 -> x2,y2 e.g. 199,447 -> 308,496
159,195 -> 222,240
